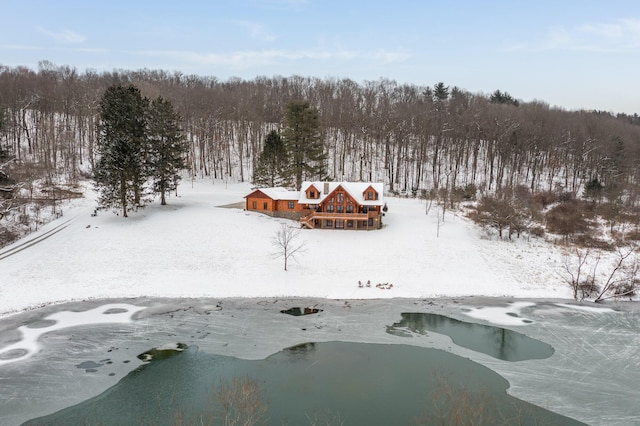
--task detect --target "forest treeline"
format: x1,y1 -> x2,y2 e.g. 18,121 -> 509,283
1,61 -> 640,207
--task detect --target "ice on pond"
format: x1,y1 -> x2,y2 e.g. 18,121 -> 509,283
0,303 -> 146,366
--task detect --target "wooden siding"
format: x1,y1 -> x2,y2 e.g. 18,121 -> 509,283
246,195 -> 274,212
274,199 -> 304,212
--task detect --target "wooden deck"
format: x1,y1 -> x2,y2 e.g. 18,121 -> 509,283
300,211 -> 380,229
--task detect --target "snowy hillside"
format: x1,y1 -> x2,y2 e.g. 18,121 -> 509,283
0,179 -> 597,317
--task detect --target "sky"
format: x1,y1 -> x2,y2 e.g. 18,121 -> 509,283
1,0 -> 639,114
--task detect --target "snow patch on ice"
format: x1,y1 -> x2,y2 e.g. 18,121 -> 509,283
0,303 -> 145,365
462,302 -> 536,326
554,303 -> 617,313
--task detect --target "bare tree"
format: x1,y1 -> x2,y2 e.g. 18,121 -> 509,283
272,223 -> 305,271
216,376 -> 269,426
562,248 -> 592,300
594,246 -> 638,302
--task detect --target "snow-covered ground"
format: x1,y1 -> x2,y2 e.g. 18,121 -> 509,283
0,179 -> 596,317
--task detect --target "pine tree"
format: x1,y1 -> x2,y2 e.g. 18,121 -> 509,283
148,97 -> 187,205
282,100 -> 326,190
94,84 -> 149,217
252,130 -> 288,187
433,82 -> 450,103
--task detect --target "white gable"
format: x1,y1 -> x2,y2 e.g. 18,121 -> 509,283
299,181 -> 384,206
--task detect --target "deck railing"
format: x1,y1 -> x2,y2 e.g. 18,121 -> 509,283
301,210 -> 379,221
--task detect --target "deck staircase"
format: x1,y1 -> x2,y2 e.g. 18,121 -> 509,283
300,213 -> 315,229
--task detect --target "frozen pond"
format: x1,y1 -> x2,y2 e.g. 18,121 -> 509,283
0,297 -> 638,425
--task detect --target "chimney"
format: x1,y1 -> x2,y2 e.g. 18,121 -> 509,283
323,182 -> 329,194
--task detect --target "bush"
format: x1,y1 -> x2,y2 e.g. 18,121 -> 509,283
532,191 -> 557,208
574,234 -> 614,251
452,184 -> 477,201
613,281 -> 638,298
529,226 -> 545,238
625,229 -> 640,241
578,280 -> 600,300
546,200 -> 590,239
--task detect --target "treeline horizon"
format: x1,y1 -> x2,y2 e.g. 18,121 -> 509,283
1,61 -> 640,205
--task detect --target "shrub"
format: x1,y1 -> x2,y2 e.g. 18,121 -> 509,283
574,234 -> 614,251
613,281 -> 638,298
546,200 -> 590,239
529,226 -> 545,238
532,191 -> 556,208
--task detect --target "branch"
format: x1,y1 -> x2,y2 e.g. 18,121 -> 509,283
594,247 -> 636,303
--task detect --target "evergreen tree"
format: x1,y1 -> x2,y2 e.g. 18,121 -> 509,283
94,84 -> 149,217
433,82 -> 450,103
252,130 -> 288,187
148,97 -> 187,205
282,100 -> 325,190
490,90 -> 520,106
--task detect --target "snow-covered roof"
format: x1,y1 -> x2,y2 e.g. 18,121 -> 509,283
299,181 -> 384,206
248,187 -> 300,201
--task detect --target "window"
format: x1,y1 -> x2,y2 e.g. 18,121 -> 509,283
337,205 -> 344,213
368,217 -> 374,226
336,219 -> 344,229
263,202 -> 268,210
337,193 -> 344,203
367,191 -> 373,200
347,220 -> 353,228
326,204 -> 334,213
346,205 -> 353,213
288,201 -> 294,209
310,190 -> 316,199
252,201 -> 257,209
325,219 -> 333,227
329,197 -> 334,203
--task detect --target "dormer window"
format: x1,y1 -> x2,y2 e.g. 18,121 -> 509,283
367,191 -> 374,200
310,190 -> 316,199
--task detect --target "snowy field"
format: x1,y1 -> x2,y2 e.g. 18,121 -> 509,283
0,179 -> 591,317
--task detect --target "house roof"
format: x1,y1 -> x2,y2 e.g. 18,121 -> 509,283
245,187 -> 300,201
299,181 -> 384,206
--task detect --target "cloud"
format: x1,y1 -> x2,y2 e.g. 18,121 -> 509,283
510,18 -> 640,52
37,27 -> 85,44
234,21 -> 278,42
132,47 -> 411,69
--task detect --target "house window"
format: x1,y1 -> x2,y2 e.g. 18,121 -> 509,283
326,204 -> 334,213
336,219 -> 344,229
252,201 -> 257,209
263,202 -> 268,210
368,217 -> 374,226
346,205 -> 353,213
329,197 -> 334,203
367,191 -> 374,200
337,193 -> 344,203
325,219 -> 333,227
347,220 -> 353,228
337,205 -> 344,213
288,201 -> 295,209
310,190 -> 316,199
